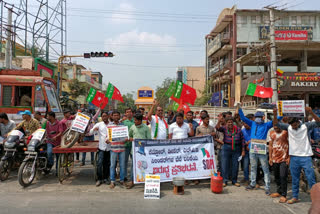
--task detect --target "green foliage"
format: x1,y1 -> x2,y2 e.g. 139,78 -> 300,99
68,79 -> 88,98
116,93 -> 136,113
194,79 -> 212,106
155,77 -> 175,110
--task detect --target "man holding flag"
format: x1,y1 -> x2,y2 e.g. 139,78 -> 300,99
148,100 -> 168,140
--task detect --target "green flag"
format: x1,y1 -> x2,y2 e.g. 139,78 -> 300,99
172,101 -> 180,111
165,81 -> 176,97
105,83 -> 114,98
86,87 -> 97,102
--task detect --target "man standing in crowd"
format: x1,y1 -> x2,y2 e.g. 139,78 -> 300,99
240,114 -> 254,186
238,104 -> 273,195
110,111 -> 121,125
148,101 -> 168,139
274,107 -> 320,204
123,108 -> 134,182
169,113 -> 193,139
34,111 -> 47,128
60,109 -> 74,131
90,111 -> 111,187
216,115 -> 245,187
126,113 -> 151,189
15,110 -> 40,137
269,124 -> 289,203
185,111 -> 199,136
138,107 -> 148,125
0,113 -> 15,138
199,110 -> 215,126
46,112 -> 63,174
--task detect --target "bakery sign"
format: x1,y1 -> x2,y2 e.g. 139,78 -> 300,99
278,73 -> 320,92
259,26 -> 313,41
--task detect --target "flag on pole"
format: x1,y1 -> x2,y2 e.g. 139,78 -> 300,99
87,88 -> 109,108
173,81 -> 197,105
165,81 -> 176,97
105,83 -> 124,103
246,83 -> 273,98
178,102 -> 191,113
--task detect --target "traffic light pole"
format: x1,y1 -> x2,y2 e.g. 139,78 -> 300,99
57,55 -> 83,96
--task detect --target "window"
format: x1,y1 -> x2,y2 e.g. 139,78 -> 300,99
237,48 -> 247,59
34,85 -> 46,112
281,16 -> 289,25
263,15 -> 269,24
177,71 -> 183,81
45,84 -> 61,113
251,16 -> 256,24
2,86 -> 12,106
15,86 -> 32,106
302,16 -> 310,25
291,16 -> 297,26
310,16 -> 315,25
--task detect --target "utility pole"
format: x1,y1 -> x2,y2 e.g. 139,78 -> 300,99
267,7 -> 279,102
5,7 -> 12,69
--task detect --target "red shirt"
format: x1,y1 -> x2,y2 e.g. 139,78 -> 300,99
46,120 -> 64,146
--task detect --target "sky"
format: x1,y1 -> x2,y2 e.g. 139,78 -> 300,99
10,0 -> 320,95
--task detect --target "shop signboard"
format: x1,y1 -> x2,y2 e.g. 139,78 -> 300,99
259,26 -> 313,40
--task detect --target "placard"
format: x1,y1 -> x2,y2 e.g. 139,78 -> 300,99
107,126 -> 129,142
144,174 -> 160,199
132,135 -> 216,184
71,112 -> 90,133
277,100 -> 305,117
9,130 -> 24,139
250,142 -> 267,155
31,129 -> 46,141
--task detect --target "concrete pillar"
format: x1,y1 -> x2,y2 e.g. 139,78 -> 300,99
300,49 -> 308,72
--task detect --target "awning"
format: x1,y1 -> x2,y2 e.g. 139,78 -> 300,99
135,99 -> 154,105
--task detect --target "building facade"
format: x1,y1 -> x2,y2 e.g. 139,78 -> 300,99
206,6 -> 320,107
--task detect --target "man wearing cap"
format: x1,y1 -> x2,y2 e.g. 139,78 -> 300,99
15,110 -> 40,137
238,104 -> 274,195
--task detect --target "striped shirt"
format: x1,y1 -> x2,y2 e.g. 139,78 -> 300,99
217,125 -> 245,148
110,141 -> 126,153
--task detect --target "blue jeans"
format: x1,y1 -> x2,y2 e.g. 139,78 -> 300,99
47,143 -> 59,172
290,156 -> 316,199
243,151 -> 250,181
97,150 -> 110,181
221,144 -> 242,184
110,151 -> 126,182
249,152 -> 270,191
82,135 -> 95,164
124,146 -> 132,180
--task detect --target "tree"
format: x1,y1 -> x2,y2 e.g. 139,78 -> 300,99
155,77 -> 175,110
194,79 -> 212,106
68,79 -> 88,98
116,93 -> 136,113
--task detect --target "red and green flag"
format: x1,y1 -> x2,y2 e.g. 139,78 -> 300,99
105,83 -> 124,103
173,81 -> 197,105
246,83 -> 273,98
87,88 -> 109,108
172,101 -> 191,113
165,81 -> 176,97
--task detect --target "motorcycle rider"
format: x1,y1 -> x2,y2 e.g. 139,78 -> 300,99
0,113 -> 16,139
46,111 -> 64,174
15,110 -> 40,137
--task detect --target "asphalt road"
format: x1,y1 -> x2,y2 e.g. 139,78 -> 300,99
0,160 -> 312,214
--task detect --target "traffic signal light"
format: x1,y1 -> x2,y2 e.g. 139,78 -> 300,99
83,52 -> 114,58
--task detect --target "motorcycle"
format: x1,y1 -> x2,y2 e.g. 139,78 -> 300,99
18,128 -> 49,187
0,129 -> 27,181
60,111 -> 92,148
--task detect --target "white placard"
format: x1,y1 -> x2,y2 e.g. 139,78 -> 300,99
144,174 -> 160,199
71,112 -> 90,133
277,100 -> 305,118
107,126 -> 129,142
250,142 -> 267,155
9,130 -> 24,139
31,129 -> 46,141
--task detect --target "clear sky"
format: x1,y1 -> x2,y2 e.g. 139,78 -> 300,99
11,0 -> 320,95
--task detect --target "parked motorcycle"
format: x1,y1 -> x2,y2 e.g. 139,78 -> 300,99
60,111 -> 92,148
18,128 -> 49,187
0,129 -> 27,181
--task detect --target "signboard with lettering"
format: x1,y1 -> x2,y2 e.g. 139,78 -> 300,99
107,125 -> 129,142
278,73 -> 320,92
71,112 -> 90,133
277,100 -> 305,118
259,26 -> 313,40
144,174 -> 161,199
138,90 -> 153,98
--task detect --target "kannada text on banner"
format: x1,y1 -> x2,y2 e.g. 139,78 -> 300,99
132,135 -> 216,184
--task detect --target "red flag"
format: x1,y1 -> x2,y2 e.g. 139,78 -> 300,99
100,96 -> 109,109
173,81 -> 197,105
112,86 -> 124,103
91,91 -> 106,108
177,103 -> 191,113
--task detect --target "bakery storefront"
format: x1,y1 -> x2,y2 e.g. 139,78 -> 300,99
278,72 -> 320,108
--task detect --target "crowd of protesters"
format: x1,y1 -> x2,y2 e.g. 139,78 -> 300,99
1,100 -> 320,206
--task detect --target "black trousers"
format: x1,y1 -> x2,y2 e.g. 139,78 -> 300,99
273,162 -> 288,197
97,150 -> 111,181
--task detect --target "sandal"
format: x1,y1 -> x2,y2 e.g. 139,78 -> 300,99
287,198 -> 299,204
279,196 -> 287,203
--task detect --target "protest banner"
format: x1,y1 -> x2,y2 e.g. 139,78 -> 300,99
277,100 -> 305,117
250,139 -> 267,155
31,129 -> 46,140
71,112 -> 90,133
132,135 -> 216,184
107,126 -> 129,142
144,174 -> 161,199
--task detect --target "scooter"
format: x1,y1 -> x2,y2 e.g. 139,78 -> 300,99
18,128 -> 49,187
0,129 -> 27,181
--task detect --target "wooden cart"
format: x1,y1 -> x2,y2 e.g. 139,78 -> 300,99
53,141 -> 99,183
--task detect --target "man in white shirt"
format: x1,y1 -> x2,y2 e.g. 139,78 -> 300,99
274,107 -> 320,204
169,113 -> 193,139
89,111 -> 111,187
148,100 -> 168,139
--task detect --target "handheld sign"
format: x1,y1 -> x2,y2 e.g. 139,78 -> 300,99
107,126 -> 129,142
250,139 -> 267,155
144,174 -> 160,199
31,129 -> 46,141
71,112 -> 90,133
277,100 -> 305,118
